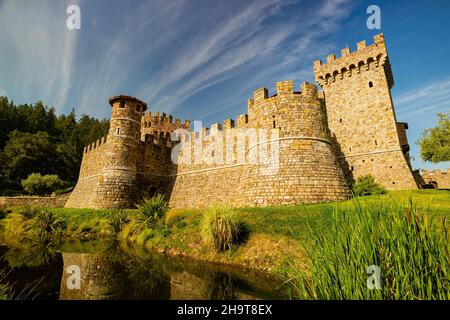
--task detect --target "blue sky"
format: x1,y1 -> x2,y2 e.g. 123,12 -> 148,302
0,0 -> 449,170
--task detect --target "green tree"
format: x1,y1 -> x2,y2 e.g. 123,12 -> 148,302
0,97 -> 110,194
21,173 -> 65,196
55,110 -> 80,180
352,175 -> 387,196
1,131 -> 58,180
418,112 -> 450,163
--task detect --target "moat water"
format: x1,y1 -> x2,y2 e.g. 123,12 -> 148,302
0,241 -> 291,300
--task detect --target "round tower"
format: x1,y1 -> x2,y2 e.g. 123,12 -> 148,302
242,80 -> 351,206
94,95 -> 147,208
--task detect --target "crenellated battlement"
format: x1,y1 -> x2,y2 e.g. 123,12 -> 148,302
313,33 -> 393,88
251,80 -> 321,103
143,131 -> 174,148
83,135 -> 107,154
142,111 -> 190,130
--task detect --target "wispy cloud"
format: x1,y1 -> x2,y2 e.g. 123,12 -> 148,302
0,0 -> 79,111
395,78 -> 450,120
0,0 -> 355,120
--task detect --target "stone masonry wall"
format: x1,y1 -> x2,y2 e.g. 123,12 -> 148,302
167,81 -> 351,208
421,170 -> 450,189
0,194 -> 70,208
141,111 -> 190,139
65,136 -> 108,208
314,33 -> 417,190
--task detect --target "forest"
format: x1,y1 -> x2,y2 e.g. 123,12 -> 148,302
0,96 -> 109,195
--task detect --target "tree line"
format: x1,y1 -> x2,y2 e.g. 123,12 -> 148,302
0,96 -> 109,195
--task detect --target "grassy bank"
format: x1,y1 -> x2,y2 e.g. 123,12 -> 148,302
1,190 -> 449,298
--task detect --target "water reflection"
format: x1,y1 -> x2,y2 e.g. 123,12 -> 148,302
0,241 -> 289,300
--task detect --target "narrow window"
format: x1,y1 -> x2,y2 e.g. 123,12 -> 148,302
350,166 -> 354,172
119,100 -> 125,108
369,81 -> 374,88
116,128 -> 120,135
349,147 -> 352,151
375,139 -> 378,145
339,119 -> 342,123
273,120 -> 276,129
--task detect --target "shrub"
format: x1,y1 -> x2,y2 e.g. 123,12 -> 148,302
136,194 -> 169,228
21,173 -> 65,196
17,205 -> 40,220
352,174 -> 387,196
107,210 -> 129,234
288,196 -> 450,300
29,208 -> 66,238
201,204 -> 242,252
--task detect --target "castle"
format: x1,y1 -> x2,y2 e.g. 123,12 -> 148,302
65,33 -> 418,209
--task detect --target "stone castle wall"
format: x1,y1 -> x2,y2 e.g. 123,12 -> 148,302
421,170 -> 450,189
0,194 -> 70,208
65,136 -> 108,208
313,34 -> 417,190
141,111 -> 190,138
66,33 -> 419,210
165,80 -> 351,208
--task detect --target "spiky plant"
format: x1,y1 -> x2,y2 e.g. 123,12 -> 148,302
29,208 -> 66,238
136,194 -> 169,228
107,209 -> 129,235
201,204 -> 241,252
17,205 -> 40,220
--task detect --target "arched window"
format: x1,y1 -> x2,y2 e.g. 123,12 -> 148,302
119,100 -> 125,108
369,81 -> 374,88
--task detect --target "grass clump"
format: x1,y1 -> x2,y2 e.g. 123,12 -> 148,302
0,269 -> 14,300
0,268 -> 41,300
107,209 -> 129,235
29,208 -> 66,238
136,194 -> 169,228
17,205 -> 40,220
352,174 -> 387,196
201,204 -> 244,252
288,195 -> 450,300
